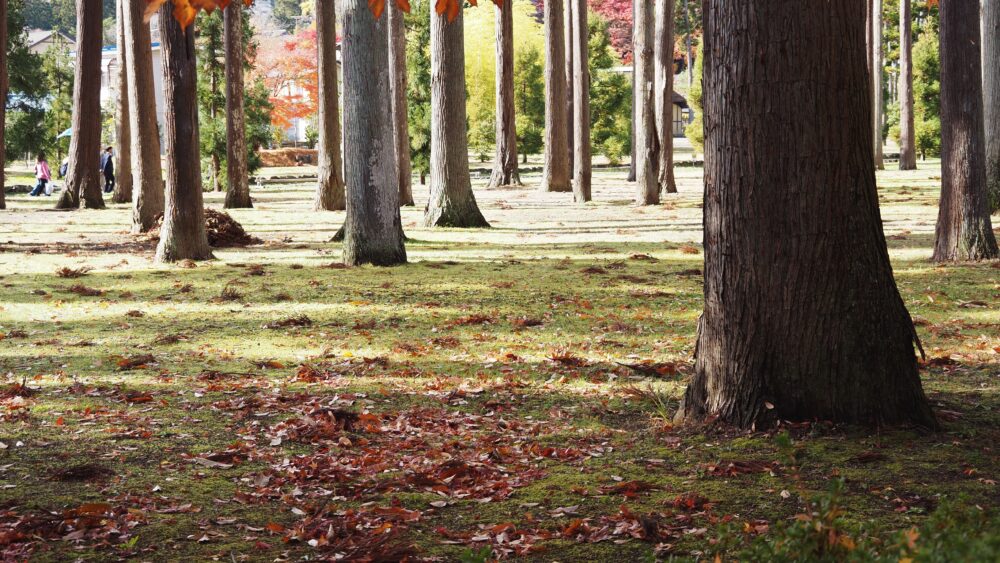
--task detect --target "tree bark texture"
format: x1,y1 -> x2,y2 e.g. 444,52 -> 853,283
0,0 -> 7,210
425,8 -> 490,228
541,0 -> 571,192
984,0 -> 1000,212
341,0 -> 407,266
56,0 -> 105,210
564,0 -> 574,172
224,0 -> 252,209
571,0 -> 591,203
654,0 -> 677,195
488,1 -> 521,188
112,0 -> 133,204
932,0 -> 999,261
871,0 -> 885,170
676,0 -> 937,430
634,0 -> 658,205
897,0 -> 917,170
315,0 -> 347,211
156,1 -> 213,263
389,4 -> 414,206
123,0 -> 164,233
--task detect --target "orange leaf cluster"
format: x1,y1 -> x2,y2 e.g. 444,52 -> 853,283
148,0 -> 504,29
144,0 -> 254,29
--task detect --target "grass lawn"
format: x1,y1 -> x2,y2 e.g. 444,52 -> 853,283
0,161 -> 997,561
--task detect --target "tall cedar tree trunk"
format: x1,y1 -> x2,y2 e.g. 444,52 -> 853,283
0,0 -> 7,210
488,2 -> 521,188
984,0 -> 1000,212
564,0 -> 574,172
932,0 -> 999,261
425,8 -> 490,227
56,0 -> 105,210
541,0 -> 571,192
341,1 -> 407,266
654,0 -> 677,195
633,0 -> 658,205
224,1 -> 252,209
315,0 -> 346,211
675,0 -> 937,429
389,4 -> 414,206
897,0 -> 917,170
112,0 -> 133,204
156,1 -> 213,262
571,0 -> 591,202
123,0 -> 163,233
871,0 -> 885,170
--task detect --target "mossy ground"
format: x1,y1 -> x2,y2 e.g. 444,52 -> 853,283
0,162 -> 997,561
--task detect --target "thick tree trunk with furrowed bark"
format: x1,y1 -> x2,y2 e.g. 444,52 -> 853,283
488,1 -> 520,188
932,0 -> 999,261
341,1 -> 407,266
156,1 -> 213,263
984,0 -> 1000,212
224,0 -> 252,209
654,0 -> 677,195
56,0 -> 105,210
571,0 -> 591,203
541,0 -> 571,192
634,0 -> 658,205
112,0 -> 133,204
123,0 -> 163,232
564,0 -> 574,173
675,0 -> 938,430
389,4 -> 414,207
425,8 -> 489,228
315,0 -> 346,211
0,0 -> 7,210
898,0 -> 916,170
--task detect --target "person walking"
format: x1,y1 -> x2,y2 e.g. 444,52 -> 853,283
30,153 -> 52,197
101,147 -> 115,193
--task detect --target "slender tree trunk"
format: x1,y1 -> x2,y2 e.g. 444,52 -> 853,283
564,0 -> 574,172
571,0 -> 591,203
112,0 -> 133,204
315,0 -> 346,211
629,0 -> 637,187
634,0 -> 658,205
898,0 -> 917,170
156,1 -> 213,263
871,0 -> 885,170
628,0 -> 637,183
984,0 -> 1000,212
541,0 -> 571,192
676,0 -> 937,429
389,4 -> 414,206
341,1 -> 406,266
654,0 -> 677,195
488,1 -> 520,188
0,0 -> 7,210
683,0 -> 691,87
224,1 -> 252,209
425,8 -> 490,228
210,57 -> 221,193
123,0 -> 163,233
932,0 -> 999,262
56,0 -> 105,210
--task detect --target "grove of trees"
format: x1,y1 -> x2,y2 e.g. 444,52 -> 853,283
1,0 -> 997,426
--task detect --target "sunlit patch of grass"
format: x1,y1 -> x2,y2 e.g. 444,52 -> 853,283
0,162 -> 997,560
